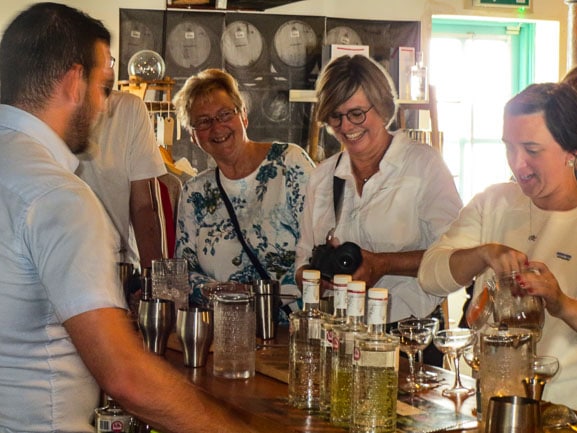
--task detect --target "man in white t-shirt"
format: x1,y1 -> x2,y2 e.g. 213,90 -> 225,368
78,87 -> 167,269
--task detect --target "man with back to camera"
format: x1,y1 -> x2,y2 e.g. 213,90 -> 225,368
0,3 -> 257,432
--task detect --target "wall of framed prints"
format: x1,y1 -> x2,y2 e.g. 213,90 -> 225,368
120,9 -> 419,168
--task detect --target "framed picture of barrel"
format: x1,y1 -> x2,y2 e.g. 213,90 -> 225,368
119,8 -> 419,163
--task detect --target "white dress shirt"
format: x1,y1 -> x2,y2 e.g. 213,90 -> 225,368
296,130 -> 462,321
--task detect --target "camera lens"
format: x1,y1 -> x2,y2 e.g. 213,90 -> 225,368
334,242 -> 362,274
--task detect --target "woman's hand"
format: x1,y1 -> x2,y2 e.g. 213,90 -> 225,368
449,243 -> 528,286
516,262 -> 565,316
478,243 -> 529,275
514,261 -> 577,332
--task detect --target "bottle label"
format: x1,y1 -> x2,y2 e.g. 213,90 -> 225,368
354,348 -> 398,368
96,416 -> 132,433
302,280 -> 320,304
347,292 -> 364,317
367,300 -> 386,326
321,328 -> 334,348
334,286 -> 347,309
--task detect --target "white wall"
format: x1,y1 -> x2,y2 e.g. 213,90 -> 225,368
0,0 -> 569,79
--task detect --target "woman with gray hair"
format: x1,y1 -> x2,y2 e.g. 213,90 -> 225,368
295,55 -> 462,365
419,82 -> 577,406
173,68 -> 314,317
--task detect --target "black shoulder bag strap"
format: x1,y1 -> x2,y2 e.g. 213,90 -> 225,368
215,168 -> 270,280
333,152 -> 345,220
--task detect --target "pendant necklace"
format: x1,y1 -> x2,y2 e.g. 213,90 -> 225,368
528,200 -> 548,242
528,201 -> 537,242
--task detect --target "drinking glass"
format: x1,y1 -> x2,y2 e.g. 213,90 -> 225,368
390,325 -> 432,393
199,281 -> 248,309
462,343 -> 480,373
151,258 -> 189,310
398,317 -> 439,385
433,328 -> 476,398
523,355 -> 559,401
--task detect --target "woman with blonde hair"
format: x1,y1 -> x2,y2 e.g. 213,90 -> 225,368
173,68 -> 314,317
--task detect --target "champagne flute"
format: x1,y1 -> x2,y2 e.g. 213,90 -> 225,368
433,328 -> 476,398
523,355 -> 559,401
398,317 -> 439,384
390,325 -> 432,393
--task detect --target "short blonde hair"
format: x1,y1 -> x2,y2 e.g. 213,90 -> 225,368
315,55 -> 398,129
173,68 -> 245,132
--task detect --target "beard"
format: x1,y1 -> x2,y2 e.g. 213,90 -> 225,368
64,91 -> 95,155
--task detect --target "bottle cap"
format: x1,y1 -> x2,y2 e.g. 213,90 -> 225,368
347,280 -> 366,293
333,274 -> 352,285
368,288 -> 388,300
303,269 -> 321,280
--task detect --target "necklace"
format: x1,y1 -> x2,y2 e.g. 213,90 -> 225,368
528,201 -> 537,242
528,201 -> 545,242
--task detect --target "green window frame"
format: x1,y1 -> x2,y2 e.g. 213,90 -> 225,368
432,18 -> 535,94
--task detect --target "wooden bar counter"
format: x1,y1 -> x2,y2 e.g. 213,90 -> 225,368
164,326 -> 478,433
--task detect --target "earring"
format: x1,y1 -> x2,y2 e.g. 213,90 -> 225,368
567,159 -> 575,168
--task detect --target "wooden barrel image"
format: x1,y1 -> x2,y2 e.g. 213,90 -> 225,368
325,26 -> 364,46
167,21 -> 214,71
221,20 -> 268,79
273,20 -> 318,69
260,90 -> 305,125
120,20 -> 158,78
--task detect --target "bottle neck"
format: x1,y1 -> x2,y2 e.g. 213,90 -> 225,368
367,323 -> 386,335
333,285 -> 347,318
346,292 -> 365,325
366,298 -> 387,335
302,278 -> 320,312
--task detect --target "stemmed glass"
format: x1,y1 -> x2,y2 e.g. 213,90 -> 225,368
398,318 -> 440,385
390,325 -> 433,393
433,328 -> 476,398
523,355 -> 559,401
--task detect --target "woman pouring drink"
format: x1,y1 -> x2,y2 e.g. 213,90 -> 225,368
419,82 -> 577,407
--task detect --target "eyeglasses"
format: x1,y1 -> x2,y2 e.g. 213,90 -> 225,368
191,108 -> 239,131
108,57 -> 116,68
326,105 -> 374,128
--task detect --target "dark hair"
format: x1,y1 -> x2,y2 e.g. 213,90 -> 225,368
504,82 -> 577,154
173,68 -> 245,132
0,2 -> 111,111
562,66 -> 577,90
315,55 -> 398,128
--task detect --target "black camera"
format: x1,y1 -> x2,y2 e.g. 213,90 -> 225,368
309,242 -> 363,281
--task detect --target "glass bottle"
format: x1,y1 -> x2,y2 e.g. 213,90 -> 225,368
330,280 -> 367,427
410,51 -> 428,101
319,274 -> 351,413
95,396 -> 133,433
288,269 -> 323,410
351,288 -> 400,433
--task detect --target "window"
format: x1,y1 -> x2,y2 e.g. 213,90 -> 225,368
431,19 -> 535,203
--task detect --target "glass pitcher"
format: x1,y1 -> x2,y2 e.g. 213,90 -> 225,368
488,269 -> 545,345
479,326 -> 534,424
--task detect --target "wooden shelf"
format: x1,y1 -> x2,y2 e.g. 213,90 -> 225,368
397,85 -> 442,152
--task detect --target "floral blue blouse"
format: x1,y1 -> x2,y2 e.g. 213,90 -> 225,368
175,142 -> 314,312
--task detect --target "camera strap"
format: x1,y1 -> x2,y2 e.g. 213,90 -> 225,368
215,168 -> 271,280
333,153 -> 345,223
